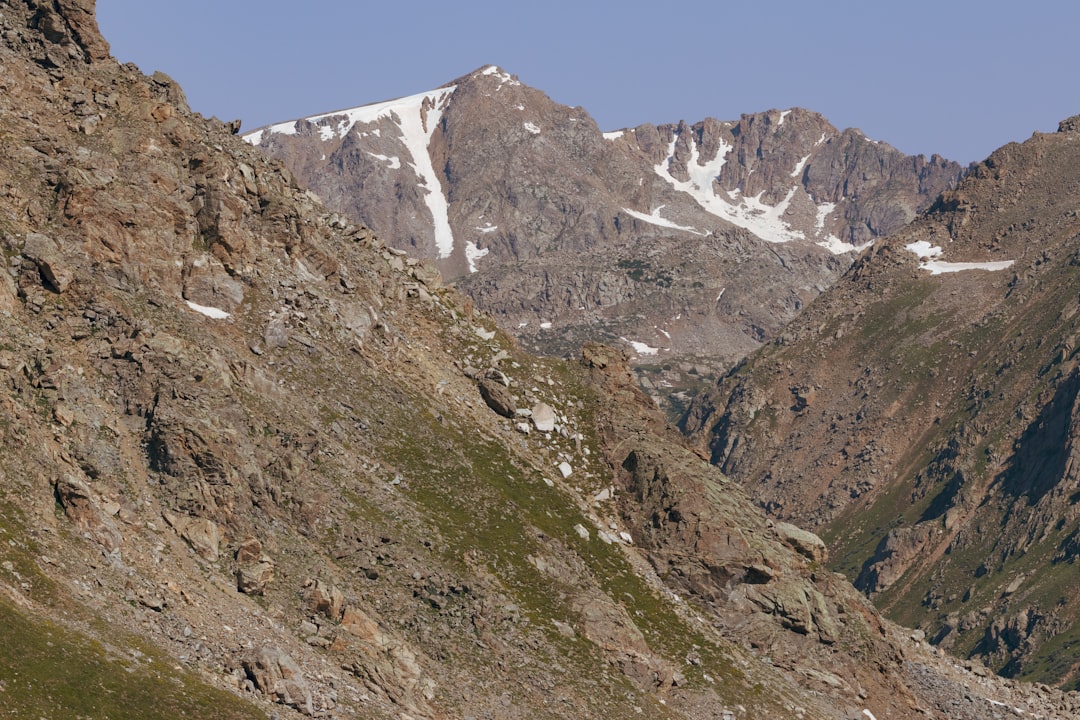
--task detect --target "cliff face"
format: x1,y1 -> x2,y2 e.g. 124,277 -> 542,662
686,112 -> 1080,689
0,1 -> 1075,718
246,70 -> 962,411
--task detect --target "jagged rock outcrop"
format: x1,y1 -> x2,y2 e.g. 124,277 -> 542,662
246,68 -> 962,410
686,114 -> 1080,689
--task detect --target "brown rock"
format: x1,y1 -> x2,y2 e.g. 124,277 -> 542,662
478,378 -> 516,418
302,578 -> 344,620
22,233 -> 73,293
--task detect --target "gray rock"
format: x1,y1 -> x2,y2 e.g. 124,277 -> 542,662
264,317 -> 289,348
530,402 -> 556,432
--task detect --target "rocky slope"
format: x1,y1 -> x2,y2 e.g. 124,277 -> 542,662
244,67 -> 962,409
685,113 -> 1080,690
0,1 -> 1074,718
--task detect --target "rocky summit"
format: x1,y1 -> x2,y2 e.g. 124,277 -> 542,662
0,1 -> 1077,719
685,111 -> 1080,692
245,67 -> 962,411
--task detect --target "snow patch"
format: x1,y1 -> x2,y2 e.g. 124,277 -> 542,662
922,259 -> 1015,275
603,130 -> 625,141
778,109 -> 791,126
791,154 -> 811,177
475,223 -> 498,234
817,236 -> 870,255
621,206 -> 705,236
905,240 -> 942,258
185,301 -> 230,319
539,321 -> 552,330
815,202 -> 837,230
653,132 -> 806,243
464,241 -> 489,273
620,337 -> 661,356
479,65 -> 521,87
815,132 -> 828,146
523,121 -> 541,135
906,240 -> 1014,274
367,152 -> 401,169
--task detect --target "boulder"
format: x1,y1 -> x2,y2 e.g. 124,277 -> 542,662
530,402 -> 556,432
236,560 -> 274,595
243,647 -> 313,716
303,578 -> 345,620
478,378 -> 516,418
163,513 -> 222,561
22,233 -> 73,293
774,521 -> 828,564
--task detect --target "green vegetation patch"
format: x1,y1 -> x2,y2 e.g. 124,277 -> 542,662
0,599 -> 265,720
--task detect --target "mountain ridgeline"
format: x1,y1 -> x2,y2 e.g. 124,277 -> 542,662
245,68 -> 962,408
684,114 -> 1080,689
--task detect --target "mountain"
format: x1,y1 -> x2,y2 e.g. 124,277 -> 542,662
243,67 -> 962,409
684,113 -> 1080,688
3,1 -> 1078,718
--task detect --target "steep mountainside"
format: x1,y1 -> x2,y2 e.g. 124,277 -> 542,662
1,1 -> 1074,718
245,68 -> 961,407
685,115 -> 1080,689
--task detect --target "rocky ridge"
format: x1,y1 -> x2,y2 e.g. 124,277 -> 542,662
0,1 -> 1072,718
685,112 -> 1080,690
245,67 -> 962,409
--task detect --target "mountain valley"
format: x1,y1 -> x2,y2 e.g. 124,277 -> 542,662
0,1 -> 1078,719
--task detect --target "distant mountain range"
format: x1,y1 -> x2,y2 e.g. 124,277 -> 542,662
244,66 -> 962,407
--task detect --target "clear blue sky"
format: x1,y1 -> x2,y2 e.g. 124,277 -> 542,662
97,0 -> 1079,165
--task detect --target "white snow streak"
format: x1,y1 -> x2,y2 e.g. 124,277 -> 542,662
922,259 -> 1015,275
479,65 -> 521,86
242,86 -> 458,257
905,240 -> 1014,274
367,152 -> 401,169
817,236 -> 870,255
464,241 -> 489,273
523,121 -> 541,135
475,223 -> 498,234
185,301 -> 230,319
621,206 -> 705,236
905,240 -> 942,258
815,202 -> 837,230
791,154 -> 811,177
778,109 -> 792,125
653,134 -> 805,243
603,130 -> 625,141
620,337 -> 661,356
391,88 -> 457,258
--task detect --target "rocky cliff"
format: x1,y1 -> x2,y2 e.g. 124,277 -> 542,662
686,112 -> 1080,690
245,68 -> 962,410
0,1 -> 1074,718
